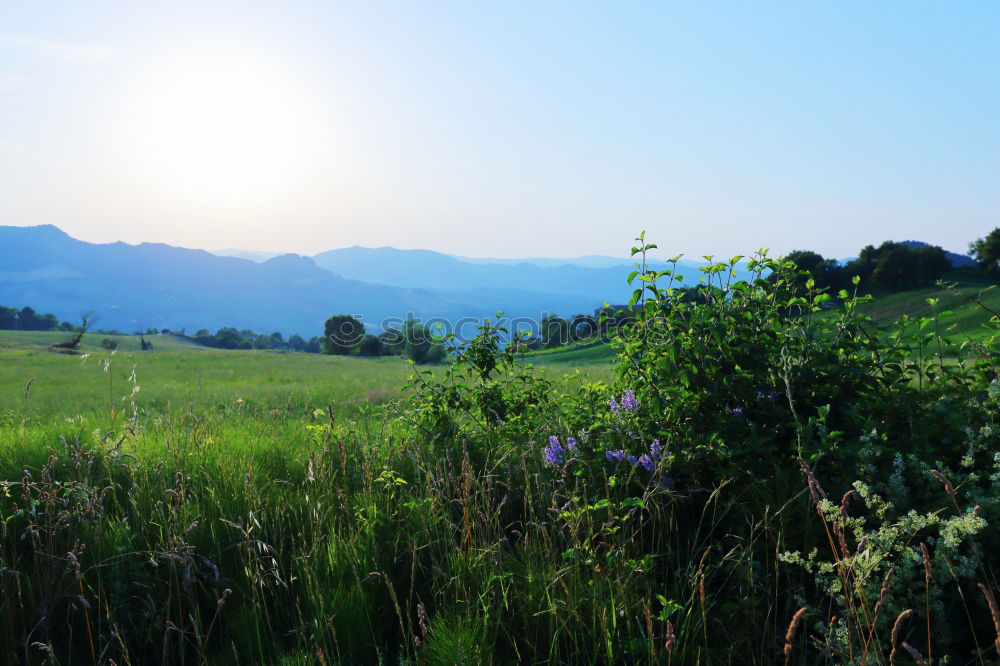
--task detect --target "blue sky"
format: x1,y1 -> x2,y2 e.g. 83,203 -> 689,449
1,1 -> 997,259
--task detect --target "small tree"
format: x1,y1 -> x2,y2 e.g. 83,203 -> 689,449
771,250 -> 846,293
379,328 -> 406,356
401,321 -> 446,363
288,333 -> 306,352
358,334 -> 384,356
569,314 -> 598,343
53,310 -> 97,350
540,315 -> 570,348
403,321 -> 432,362
970,228 -> 1000,275
323,314 -> 365,355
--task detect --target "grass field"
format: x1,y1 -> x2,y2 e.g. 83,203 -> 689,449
523,341 -> 617,366
0,334 -> 612,425
1,278 -> 998,664
1,347 -> 416,421
0,333 -> 620,664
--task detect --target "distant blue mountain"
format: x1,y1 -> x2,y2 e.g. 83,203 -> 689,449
311,246 -> 749,299
839,242 -> 976,269
0,226 -> 607,336
451,254 -> 659,269
898,240 -> 977,268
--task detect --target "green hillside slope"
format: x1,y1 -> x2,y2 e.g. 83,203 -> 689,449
0,330 -> 206,351
857,268 -> 1000,343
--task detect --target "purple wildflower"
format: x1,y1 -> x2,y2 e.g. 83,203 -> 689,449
626,453 -> 638,466
566,437 -> 578,452
638,454 -> 655,473
609,396 -> 621,412
649,439 -> 662,460
730,407 -> 745,418
606,449 -> 627,464
542,436 -> 564,467
621,389 -> 638,413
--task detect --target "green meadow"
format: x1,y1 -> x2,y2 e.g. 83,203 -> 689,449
2,260 -> 1000,665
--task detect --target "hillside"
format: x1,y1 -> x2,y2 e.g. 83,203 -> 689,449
856,268 -> 1000,343
0,330 -> 205,352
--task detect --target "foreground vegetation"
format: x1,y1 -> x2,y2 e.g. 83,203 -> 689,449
2,243 -> 1000,664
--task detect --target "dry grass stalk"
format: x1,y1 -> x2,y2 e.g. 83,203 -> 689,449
889,609 -> 913,665
929,469 -> 955,497
783,607 -> 807,665
978,583 -> 1000,657
874,568 -> 894,620
798,456 -> 829,520
862,568 -> 895,662
837,490 -> 854,559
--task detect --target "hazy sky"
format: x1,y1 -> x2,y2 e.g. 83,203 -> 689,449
1,1 -> 997,259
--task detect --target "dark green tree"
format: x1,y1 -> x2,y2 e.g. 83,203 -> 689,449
845,241 -> 951,291
569,314 -> 598,342
970,228 -> 1000,276
288,333 -> 306,352
771,250 -> 846,293
540,315 -> 570,348
269,331 -> 287,349
215,327 -> 250,349
323,314 -> 365,355
400,321 -> 446,363
358,334 -> 383,356
379,328 -> 406,356
403,321 -> 432,363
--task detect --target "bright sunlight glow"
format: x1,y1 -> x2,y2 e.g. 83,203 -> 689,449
124,47 -> 323,210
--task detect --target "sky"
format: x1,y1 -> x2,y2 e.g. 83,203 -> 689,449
1,1 -> 998,260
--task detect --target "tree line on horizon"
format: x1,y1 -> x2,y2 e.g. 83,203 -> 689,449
183,327 -> 324,353
775,229 -> 1000,293
322,315 -> 448,363
0,305 -> 73,332
503,230 -> 1000,352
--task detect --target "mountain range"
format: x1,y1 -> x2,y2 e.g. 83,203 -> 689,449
2,226 -> 976,338
0,225 -> 685,337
